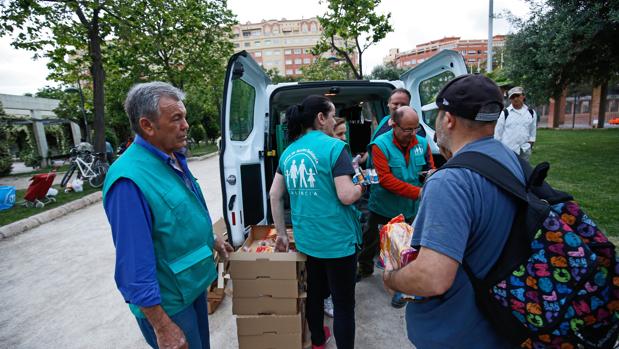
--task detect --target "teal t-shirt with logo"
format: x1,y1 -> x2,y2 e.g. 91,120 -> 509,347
279,130 -> 361,258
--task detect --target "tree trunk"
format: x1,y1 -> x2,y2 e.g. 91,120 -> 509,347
552,91 -> 562,128
596,80 -> 608,128
357,51 -> 363,79
89,15 -> 106,155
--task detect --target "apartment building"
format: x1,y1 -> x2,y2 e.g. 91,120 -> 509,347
231,17 -> 352,77
385,35 -> 506,72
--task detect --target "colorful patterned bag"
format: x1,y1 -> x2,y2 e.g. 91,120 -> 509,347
444,152 -> 619,349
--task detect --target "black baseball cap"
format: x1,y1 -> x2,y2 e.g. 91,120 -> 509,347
435,74 -> 504,121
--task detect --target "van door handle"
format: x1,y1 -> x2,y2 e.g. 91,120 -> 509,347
228,195 -> 236,211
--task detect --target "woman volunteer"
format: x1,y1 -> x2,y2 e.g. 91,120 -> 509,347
270,95 -> 364,349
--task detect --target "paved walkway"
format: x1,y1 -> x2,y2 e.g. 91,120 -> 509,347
0,155 -> 414,348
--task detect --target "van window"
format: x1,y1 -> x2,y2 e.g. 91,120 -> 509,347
229,79 -> 256,141
419,70 -> 455,106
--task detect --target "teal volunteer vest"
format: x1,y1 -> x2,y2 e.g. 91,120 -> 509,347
102,143 -> 216,318
368,130 -> 428,219
279,130 -> 361,258
367,115 -> 391,168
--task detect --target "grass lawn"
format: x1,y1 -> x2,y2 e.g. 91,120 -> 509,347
531,128 -> 619,237
187,142 -> 218,157
0,184 -> 100,227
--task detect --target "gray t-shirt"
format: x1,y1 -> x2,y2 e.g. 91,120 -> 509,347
406,137 -> 524,349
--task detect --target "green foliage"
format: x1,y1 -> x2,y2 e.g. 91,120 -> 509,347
484,67 -> 512,88
0,102 -> 12,176
34,86 -> 66,100
0,0 -> 114,153
189,124 -> 206,144
367,61 -> 406,80
504,0 -> 619,106
313,0 -> 393,79
13,126 -> 42,168
1,0 -> 235,152
300,58 -> 354,81
265,68 -> 298,83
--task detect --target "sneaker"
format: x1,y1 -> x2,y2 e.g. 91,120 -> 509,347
323,296 -> 334,318
391,292 -> 406,309
312,326 -> 332,349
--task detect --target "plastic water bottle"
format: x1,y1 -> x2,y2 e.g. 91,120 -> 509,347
352,154 -> 361,170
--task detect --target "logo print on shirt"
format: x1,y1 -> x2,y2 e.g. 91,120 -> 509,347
283,149 -> 319,196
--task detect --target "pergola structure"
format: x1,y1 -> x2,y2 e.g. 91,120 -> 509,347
0,94 -> 82,166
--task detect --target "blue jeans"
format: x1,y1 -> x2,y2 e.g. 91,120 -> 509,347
136,292 -> 210,349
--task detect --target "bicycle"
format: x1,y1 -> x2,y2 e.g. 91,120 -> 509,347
60,147 -> 109,188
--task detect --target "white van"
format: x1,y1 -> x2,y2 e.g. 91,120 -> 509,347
219,49 -> 467,246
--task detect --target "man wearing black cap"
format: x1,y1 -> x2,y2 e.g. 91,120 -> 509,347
383,74 -> 524,348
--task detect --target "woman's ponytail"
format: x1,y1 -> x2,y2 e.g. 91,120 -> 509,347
285,95 -> 333,142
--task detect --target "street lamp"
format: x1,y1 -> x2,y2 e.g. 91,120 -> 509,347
64,86 -> 90,143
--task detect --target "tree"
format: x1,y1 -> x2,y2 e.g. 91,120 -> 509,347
1,1 -> 115,153
313,0 -> 393,79
106,0 -> 235,140
265,68 -> 298,83
367,61 -> 406,80
300,58 -> 354,81
504,0 -> 619,127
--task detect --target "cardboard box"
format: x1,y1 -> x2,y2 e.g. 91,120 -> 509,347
229,225 -> 306,281
207,219 -> 229,315
233,278 -> 303,298
237,313 -> 302,349
232,295 -> 305,315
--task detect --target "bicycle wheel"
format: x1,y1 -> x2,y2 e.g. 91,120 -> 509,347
60,164 -> 77,187
88,162 -> 109,188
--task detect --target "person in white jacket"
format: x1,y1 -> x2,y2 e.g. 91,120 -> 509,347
494,86 -> 537,160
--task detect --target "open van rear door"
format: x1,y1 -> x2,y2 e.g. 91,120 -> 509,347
400,50 -> 467,157
220,51 -> 271,246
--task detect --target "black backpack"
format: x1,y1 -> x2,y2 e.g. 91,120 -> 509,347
442,151 -> 619,349
504,108 -> 535,119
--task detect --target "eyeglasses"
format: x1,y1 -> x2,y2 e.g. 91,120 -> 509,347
395,123 -> 422,134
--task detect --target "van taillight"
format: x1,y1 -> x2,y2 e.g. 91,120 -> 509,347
231,212 -> 236,225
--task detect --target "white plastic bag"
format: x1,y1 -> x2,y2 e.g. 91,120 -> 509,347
71,178 -> 84,192
46,187 -> 59,197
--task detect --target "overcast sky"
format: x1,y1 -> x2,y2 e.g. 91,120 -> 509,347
0,0 -> 530,95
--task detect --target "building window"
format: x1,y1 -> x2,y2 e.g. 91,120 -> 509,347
254,41 -> 261,47
254,51 -> 262,57
284,49 -> 292,54
310,23 -> 317,32
303,58 -> 311,64
265,50 -> 273,56
302,23 -> 308,32
294,58 -> 302,64
294,48 -> 302,54
411,59 -> 416,64
242,30 -> 251,37
244,42 -> 251,47
468,50 -> 477,55
286,69 -> 294,75
285,59 -> 292,64
234,43 -> 240,48
274,50 -> 281,55
265,40 -> 271,46
273,39 -> 280,45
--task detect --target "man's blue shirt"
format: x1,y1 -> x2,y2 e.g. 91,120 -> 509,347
104,135 -> 207,308
407,137 -> 524,349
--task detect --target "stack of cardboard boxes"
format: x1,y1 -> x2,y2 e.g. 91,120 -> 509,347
229,226 -> 307,349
